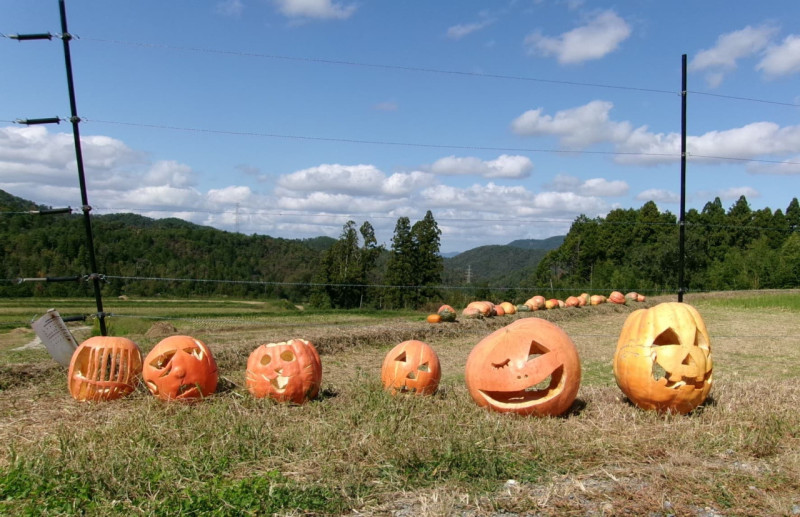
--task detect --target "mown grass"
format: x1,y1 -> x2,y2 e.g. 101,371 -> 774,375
1,292 -> 799,515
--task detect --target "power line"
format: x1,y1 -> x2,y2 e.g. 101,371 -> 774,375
80,37 -> 800,108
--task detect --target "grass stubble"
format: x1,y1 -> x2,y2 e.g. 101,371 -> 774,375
0,293 -> 799,515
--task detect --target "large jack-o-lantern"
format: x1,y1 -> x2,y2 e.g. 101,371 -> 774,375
246,339 -> 322,404
68,336 -> 142,402
465,318 -> 581,416
613,302 -> 712,414
381,340 -> 441,396
143,335 -> 218,401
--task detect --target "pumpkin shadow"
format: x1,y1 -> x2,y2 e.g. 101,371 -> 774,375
561,397 -> 588,418
617,394 -> 717,416
317,387 -> 339,400
215,376 -> 239,394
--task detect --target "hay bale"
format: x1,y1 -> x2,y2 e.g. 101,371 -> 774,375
145,321 -> 178,338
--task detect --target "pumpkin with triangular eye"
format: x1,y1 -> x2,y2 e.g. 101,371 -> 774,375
613,302 -> 712,414
465,318 -> 581,416
143,335 -> 218,401
68,336 -> 142,402
381,340 -> 441,396
246,339 -> 322,404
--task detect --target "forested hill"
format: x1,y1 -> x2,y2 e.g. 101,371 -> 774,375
0,191 -> 326,300
442,244 -> 556,287
534,197 -> 800,293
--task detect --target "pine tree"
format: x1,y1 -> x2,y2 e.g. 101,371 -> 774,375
411,210 -> 443,304
384,217 -> 414,308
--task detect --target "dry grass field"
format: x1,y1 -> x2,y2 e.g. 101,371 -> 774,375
1,292 -> 799,516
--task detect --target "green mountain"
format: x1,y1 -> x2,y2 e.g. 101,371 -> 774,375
442,243 -> 557,287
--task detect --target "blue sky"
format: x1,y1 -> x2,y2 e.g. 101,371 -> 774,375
2,0 -> 800,253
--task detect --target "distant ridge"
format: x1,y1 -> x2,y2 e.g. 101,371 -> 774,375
507,236 -> 565,250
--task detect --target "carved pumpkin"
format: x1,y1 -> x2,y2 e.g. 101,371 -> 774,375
613,302 -> 712,414
427,314 -> 442,324
246,339 -> 322,404
465,318 -> 581,416
68,336 -> 142,402
437,304 -> 457,322
143,335 -> 218,401
381,340 -> 441,395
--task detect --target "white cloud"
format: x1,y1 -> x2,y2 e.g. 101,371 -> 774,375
277,164 -> 385,195
446,19 -> 493,40
216,0 -> 244,17
697,186 -> 760,201
430,155 -> 533,178
746,155 -> 800,175
547,173 -> 628,196
273,0 -> 356,20
511,100 -> 632,148
382,171 -> 436,196
524,10 -> 631,64
636,189 -> 679,204
690,25 -> 778,86
757,34 -> 800,77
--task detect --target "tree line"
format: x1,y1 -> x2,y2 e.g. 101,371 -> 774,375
1,188 -> 798,308
532,196 -> 800,293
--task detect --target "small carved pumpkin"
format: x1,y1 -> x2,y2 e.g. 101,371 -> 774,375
465,318 -> 581,416
68,336 -> 142,402
143,335 -> 218,401
246,339 -> 322,404
381,340 -> 441,396
613,302 -> 712,414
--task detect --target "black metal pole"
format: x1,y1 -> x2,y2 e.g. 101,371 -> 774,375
678,54 -> 687,303
59,0 -> 107,335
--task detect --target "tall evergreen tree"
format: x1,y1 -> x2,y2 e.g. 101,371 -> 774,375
384,217 -> 415,308
411,210 -> 443,304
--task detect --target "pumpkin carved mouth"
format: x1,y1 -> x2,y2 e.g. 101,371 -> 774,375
478,365 -> 566,409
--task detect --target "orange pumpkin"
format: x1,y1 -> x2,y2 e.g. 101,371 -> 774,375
545,299 -> 559,310
437,304 -> 457,322
143,335 -> 218,401
613,302 -> 712,414
427,313 -> 442,324
625,292 -> 639,302
525,296 -> 545,311
381,340 -> 441,395
637,294 -> 646,302
465,318 -> 581,416
494,305 -> 506,317
578,293 -> 589,307
467,301 -> 495,317
590,295 -> 606,305
499,302 -> 516,315
609,291 -> 626,304
565,296 -> 580,308
68,336 -> 142,402
246,339 -> 322,404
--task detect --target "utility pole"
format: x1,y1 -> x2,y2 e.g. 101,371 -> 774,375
10,0 -> 107,335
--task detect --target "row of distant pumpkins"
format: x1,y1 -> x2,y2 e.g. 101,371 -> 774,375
67,301 -> 711,416
427,291 -> 646,323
